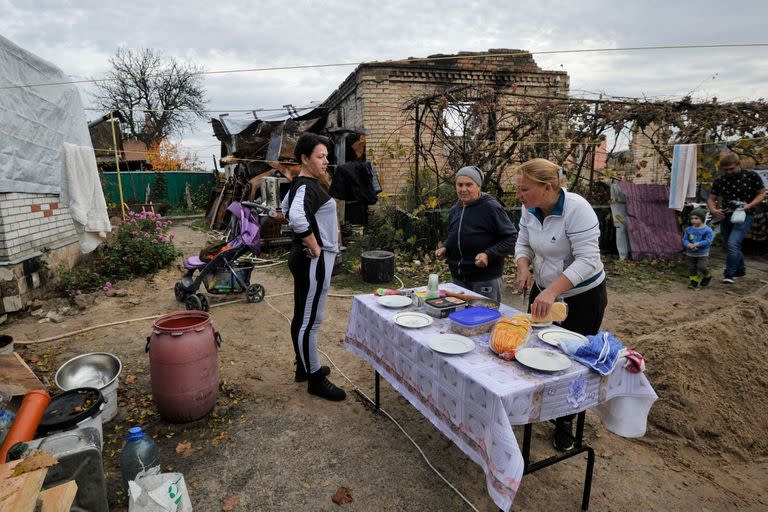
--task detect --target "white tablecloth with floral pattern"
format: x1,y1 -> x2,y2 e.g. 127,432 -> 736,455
344,284 -> 657,511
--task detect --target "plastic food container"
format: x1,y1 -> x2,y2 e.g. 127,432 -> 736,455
448,306 -> 502,336
424,296 -> 466,318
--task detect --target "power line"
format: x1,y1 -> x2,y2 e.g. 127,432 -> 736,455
2,43 -> 767,91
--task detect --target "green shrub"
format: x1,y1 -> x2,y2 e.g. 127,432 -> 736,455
151,172 -> 168,203
55,262 -> 106,295
191,183 -> 210,211
97,210 -> 181,278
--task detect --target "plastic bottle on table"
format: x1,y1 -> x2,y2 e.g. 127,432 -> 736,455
119,426 -> 161,490
426,273 -> 440,299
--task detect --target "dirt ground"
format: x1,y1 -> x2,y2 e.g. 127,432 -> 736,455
4,221 -> 768,512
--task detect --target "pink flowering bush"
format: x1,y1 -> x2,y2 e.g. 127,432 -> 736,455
56,210 -> 180,296
98,211 -> 181,278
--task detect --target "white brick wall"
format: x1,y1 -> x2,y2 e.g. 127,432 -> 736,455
0,192 -> 78,261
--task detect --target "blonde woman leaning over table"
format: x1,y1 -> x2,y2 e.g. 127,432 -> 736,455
514,158 -> 607,451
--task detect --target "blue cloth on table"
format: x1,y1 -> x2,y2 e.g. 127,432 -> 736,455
560,331 -> 626,376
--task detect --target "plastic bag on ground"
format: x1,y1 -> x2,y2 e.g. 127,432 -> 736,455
128,471 -> 192,512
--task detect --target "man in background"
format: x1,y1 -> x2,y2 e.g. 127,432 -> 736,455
706,153 -> 766,283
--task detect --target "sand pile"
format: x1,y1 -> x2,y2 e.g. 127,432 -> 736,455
634,297 -> 768,461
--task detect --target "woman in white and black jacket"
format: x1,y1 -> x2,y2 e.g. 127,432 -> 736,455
514,158 -> 607,451
281,133 -> 345,401
435,166 -> 517,302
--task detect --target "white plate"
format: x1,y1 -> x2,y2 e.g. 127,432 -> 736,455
377,295 -> 413,308
427,334 -> 475,355
394,312 -> 433,329
538,328 -> 588,348
515,348 -> 572,372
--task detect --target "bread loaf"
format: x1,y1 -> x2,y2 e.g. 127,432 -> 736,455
530,302 -> 568,324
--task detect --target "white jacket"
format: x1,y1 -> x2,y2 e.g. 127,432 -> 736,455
515,189 -> 604,298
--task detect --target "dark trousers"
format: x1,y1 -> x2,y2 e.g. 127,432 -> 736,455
529,280 -> 608,429
528,280 -> 608,336
288,243 -> 333,374
686,255 -> 710,279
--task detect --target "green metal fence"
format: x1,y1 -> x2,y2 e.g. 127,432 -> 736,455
101,171 -> 215,207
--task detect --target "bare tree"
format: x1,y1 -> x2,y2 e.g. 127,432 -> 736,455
92,48 -> 207,145
404,87 -> 768,206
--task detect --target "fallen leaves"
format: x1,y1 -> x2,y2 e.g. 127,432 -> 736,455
331,486 -> 353,506
10,451 -> 58,477
211,430 -> 228,446
124,374 -> 138,384
221,494 -> 240,511
175,441 -> 195,458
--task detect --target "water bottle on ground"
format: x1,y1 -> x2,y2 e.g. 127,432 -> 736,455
119,426 -> 160,490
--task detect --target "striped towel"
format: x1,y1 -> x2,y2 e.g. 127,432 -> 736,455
669,144 -> 697,210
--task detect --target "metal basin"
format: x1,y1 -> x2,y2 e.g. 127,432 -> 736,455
55,352 -> 122,391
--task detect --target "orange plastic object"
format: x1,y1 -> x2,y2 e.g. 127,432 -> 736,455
0,389 -> 51,462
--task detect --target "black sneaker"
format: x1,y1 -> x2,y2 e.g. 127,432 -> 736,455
295,362 -> 330,383
308,374 -> 346,401
700,276 -> 712,287
552,419 -> 575,452
735,270 -> 746,278
722,277 -> 735,284
688,280 -> 699,289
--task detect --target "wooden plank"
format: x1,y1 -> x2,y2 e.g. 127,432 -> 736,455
0,467 -> 48,512
0,459 -> 22,480
39,481 -> 78,512
0,353 -> 44,397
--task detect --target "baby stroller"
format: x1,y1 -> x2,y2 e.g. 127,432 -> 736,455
174,201 -> 274,311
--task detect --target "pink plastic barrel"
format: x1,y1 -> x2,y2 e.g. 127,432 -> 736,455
147,311 -> 220,422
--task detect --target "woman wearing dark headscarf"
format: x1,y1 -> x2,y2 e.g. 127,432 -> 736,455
435,166 -> 517,302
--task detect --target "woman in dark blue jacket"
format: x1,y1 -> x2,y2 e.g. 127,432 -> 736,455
435,166 -> 517,302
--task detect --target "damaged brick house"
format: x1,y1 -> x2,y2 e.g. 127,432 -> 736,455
0,35 -> 93,314
315,49 -> 569,200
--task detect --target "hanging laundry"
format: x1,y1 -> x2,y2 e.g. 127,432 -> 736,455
61,143 -> 112,253
668,144 -> 697,210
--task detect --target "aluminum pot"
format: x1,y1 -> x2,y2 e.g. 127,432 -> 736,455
54,352 -> 122,423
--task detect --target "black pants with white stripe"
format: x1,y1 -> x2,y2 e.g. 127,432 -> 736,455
288,243 -> 335,375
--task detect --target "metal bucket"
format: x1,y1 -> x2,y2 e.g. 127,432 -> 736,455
0,335 -> 13,355
54,352 -> 122,423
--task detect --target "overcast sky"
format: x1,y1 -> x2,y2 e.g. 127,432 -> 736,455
4,0 -> 768,166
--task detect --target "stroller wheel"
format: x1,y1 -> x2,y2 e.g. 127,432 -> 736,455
185,294 -> 203,311
246,284 -> 265,303
198,294 -> 210,312
174,281 -> 188,302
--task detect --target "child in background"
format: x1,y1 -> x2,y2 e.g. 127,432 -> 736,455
682,208 -> 714,289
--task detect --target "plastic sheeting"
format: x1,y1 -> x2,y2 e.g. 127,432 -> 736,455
0,34 -> 92,194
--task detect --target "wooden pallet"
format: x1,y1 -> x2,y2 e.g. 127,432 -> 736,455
0,455 -> 77,512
